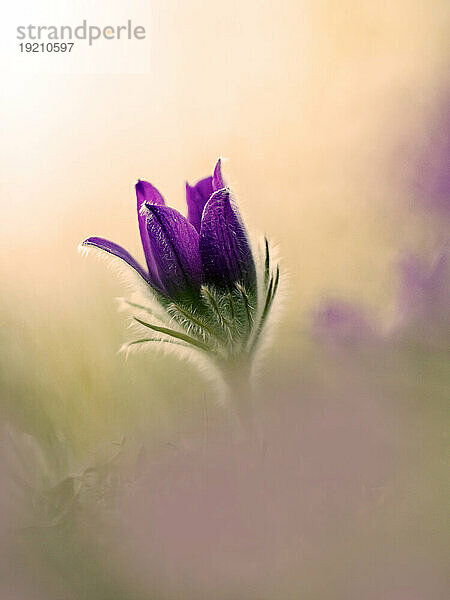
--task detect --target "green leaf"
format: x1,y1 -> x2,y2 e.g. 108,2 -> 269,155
264,237 -> 270,287
201,286 -> 233,331
249,263 -> 280,354
169,301 -> 219,339
271,265 -> 280,302
123,300 -> 157,317
133,317 -> 212,353
227,293 -> 235,321
236,283 -> 255,330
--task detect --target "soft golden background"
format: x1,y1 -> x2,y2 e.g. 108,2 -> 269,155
0,3 -> 448,597
1,0 -> 447,449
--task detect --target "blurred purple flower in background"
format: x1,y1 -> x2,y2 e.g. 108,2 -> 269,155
312,299 -> 378,349
317,89 -> 450,352
312,247 -> 450,350
410,95 -> 450,215
395,248 -> 450,343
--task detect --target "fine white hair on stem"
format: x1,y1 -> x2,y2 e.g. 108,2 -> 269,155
116,293 -> 168,326
253,234 -> 282,305
78,242 -> 158,307
119,333 -> 227,404
250,236 -> 288,382
251,273 -> 289,383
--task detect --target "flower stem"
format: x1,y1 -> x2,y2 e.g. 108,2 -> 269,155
223,362 -> 254,438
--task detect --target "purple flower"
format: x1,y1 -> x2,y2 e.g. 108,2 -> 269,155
312,248 -> 450,351
312,299 -> 378,349
81,159 -> 256,302
186,159 -> 225,233
81,158 -> 281,374
409,93 -> 450,215
396,249 -> 450,339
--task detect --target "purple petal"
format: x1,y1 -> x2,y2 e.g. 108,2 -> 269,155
185,159 -> 226,233
398,250 -> 450,320
144,205 -> 202,299
136,181 -> 166,290
136,180 -> 166,208
186,176 -> 213,233
199,188 -> 256,292
410,97 -> 450,215
212,158 -> 225,192
81,237 -> 149,282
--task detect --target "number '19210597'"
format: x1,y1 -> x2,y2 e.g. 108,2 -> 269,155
19,42 -> 74,52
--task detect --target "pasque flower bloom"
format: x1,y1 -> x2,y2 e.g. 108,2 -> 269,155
81,159 -> 280,406
82,159 -> 257,303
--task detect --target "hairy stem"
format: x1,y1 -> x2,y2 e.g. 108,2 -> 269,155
223,362 -> 254,438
